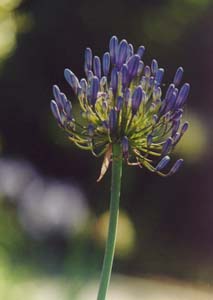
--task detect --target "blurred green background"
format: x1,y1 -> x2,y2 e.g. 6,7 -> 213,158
0,0 -> 213,299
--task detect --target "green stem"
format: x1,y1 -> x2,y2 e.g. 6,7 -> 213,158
97,143 -> 123,300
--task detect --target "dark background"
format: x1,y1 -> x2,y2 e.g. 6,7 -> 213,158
0,0 -> 213,298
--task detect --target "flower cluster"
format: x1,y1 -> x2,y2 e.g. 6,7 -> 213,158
51,36 -> 190,177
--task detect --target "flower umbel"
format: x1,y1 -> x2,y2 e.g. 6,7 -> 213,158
51,36 -> 190,178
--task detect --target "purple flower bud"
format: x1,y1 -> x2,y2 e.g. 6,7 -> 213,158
137,45 -> 145,59
144,65 -> 151,77
153,86 -> 161,100
64,69 -> 79,94
109,109 -> 117,132
124,88 -> 130,105
102,52 -> 110,76
137,61 -> 144,76
110,68 -> 118,95
175,83 -> 190,107
50,100 -> 62,124
156,156 -> 171,171
149,76 -> 155,88
169,159 -> 184,175
155,68 -> 164,86
181,121 -> 189,134
84,47 -> 92,75
117,96 -> 123,111
64,101 -> 72,118
173,132 -> 181,144
109,36 -> 119,65
147,134 -> 152,146
87,70 -> 94,81
121,64 -> 129,89
100,76 -> 107,89
117,39 -> 128,68
127,54 -> 140,79
165,91 -> 177,112
173,108 -> 183,121
89,76 -> 99,105
122,136 -> 129,158
172,119 -> 180,136
132,86 -> 144,115
88,124 -> 94,136
128,43 -> 134,57
173,67 -> 184,86
93,56 -> 101,79
165,84 -> 175,100
53,85 -> 61,102
162,137 -> 172,155
60,93 -> 68,108
151,59 -> 158,75
80,78 -> 87,93
102,120 -> 109,129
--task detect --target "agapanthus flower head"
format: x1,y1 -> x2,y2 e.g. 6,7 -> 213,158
51,36 -> 190,179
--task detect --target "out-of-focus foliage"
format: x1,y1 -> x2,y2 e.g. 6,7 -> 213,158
175,112 -> 208,163
94,211 -> 136,258
0,0 -> 31,66
143,0 -> 211,44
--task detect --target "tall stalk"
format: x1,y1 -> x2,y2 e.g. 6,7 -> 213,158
97,143 -> 123,300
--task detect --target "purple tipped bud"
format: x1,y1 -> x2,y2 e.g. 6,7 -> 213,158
117,39 -> 128,68
181,121 -> 189,134
137,45 -> 145,59
137,61 -> 144,76
165,91 -> 177,112
110,68 -> 118,95
124,88 -> 130,105
109,109 -> 117,132
64,101 -> 72,118
89,76 -> 99,105
155,68 -> 164,86
100,76 -> 107,89
88,124 -> 94,136
117,96 -> 123,111
173,67 -> 184,86
173,108 -> 183,121
144,65 -> 151,78
173,132 -> 181,144
121,64 -> 129,89
156,156 -> 171,171
162,137 -> 172,155
60,93 -> 68,108
80,78 -> 87,93
151,59 -> 158,74
153,86 -> 162,100
127,54 -> 140,79
172,119 -> 180,136
64,69 -> 79,94
93,56 -> 101,79
165,84 -> 175,100
122,136 -> 129,158
102,120 -> 108,129
84,47 -> 93,75
109,36 -> 119,65
169,159 -> 184,175
176,83 -> 190,107
132,86 -> 143,115
128,43 -> 134,57
87,70 -> 94,81
50,100 -> 62,124
153,114 -> 158,124
53,85 -> 61,102
147,134 -> 152,146
102,52 -> 110,76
